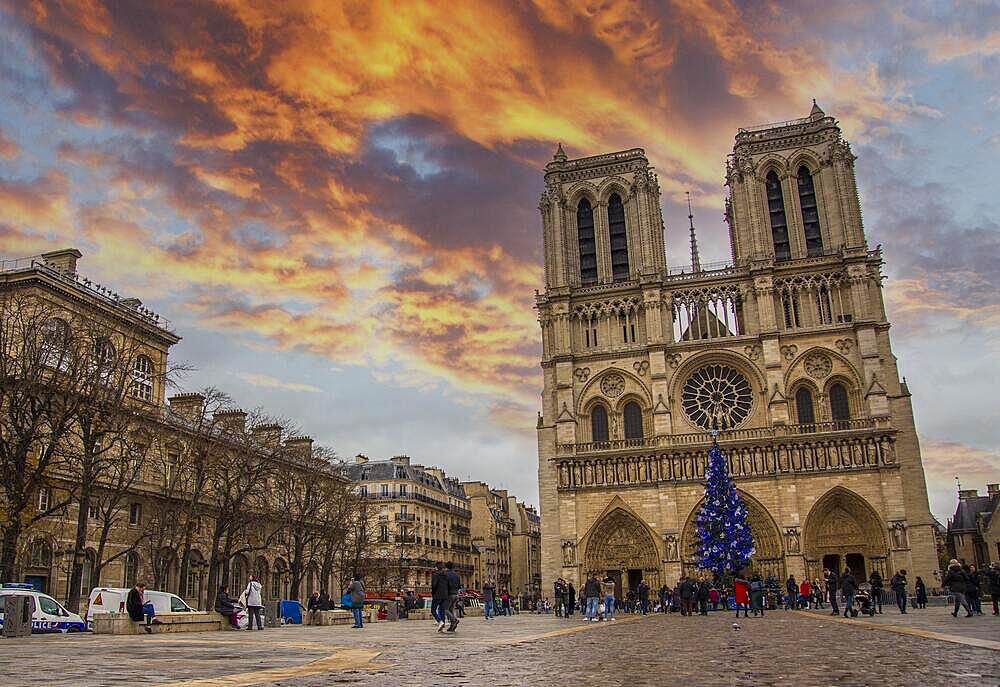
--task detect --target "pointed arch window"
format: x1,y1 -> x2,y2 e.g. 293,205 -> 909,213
829,383 -> 850,426
591,405 -> 609,443
797,166 -> 823,256
577,199 -> 597,285
794,387 -> 815,426
623,402 -> 643,440
766,171 -> 790,260
607,193 -> 629,281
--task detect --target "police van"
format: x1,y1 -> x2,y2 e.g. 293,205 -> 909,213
0,583 -> 88,633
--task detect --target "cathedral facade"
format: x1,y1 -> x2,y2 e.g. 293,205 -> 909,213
535,104 -> 938,597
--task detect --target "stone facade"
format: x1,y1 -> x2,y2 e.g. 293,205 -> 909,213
344,455 -> 476,592
946,485 -> 1000,567
463,482 -> 514,591
508,496 -> 542,599
535,105 -> 939,597
3,250 -> 350,610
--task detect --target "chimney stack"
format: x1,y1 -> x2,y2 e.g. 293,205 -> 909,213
40,248 -> 82,275
213,409 -> 247,433
958,489 -> 979,500
168,393 -> 206,423
390,455 -> 410,466
987,484 -> 999,497
285,436 -> 313,458
355,454 -> 369,464
251,422 -> 282,448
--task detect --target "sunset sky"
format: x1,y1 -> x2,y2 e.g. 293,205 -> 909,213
1,1 -> 997,522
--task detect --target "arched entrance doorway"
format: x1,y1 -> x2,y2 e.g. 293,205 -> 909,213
584,507 -> 661,596
681,491 -> 785,581
803,487 -> 889,582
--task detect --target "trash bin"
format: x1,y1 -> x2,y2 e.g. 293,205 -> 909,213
3,595 -> 32,638
280,600 -> 302,625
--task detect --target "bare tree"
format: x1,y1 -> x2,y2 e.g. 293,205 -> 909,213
0,293 -> 93,582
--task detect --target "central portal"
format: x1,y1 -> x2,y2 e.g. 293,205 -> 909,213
584,506 -> 661,589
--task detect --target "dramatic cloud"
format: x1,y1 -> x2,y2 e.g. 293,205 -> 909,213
0,0 -> 996,510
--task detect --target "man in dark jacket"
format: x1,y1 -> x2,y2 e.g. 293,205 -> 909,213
868,571 -> 884,614
431,561 -> 449,631
966,564 -> 982,615
215,586 -> 240,628
943,559 -> 972,617
841,568 -> 858,618
443,561 -> 462,632
553,579 -> 564,617
785,575 -> 797,610
638,580 -> 651,615
988,562 -> 1000,616
824,568 -> 839,616
679,576 -> 696,616
697,577 -> 710,615
564,582 -> 575,617
889,570 -> 907,614
126,582 -> 155,634
482,579 -> 497,620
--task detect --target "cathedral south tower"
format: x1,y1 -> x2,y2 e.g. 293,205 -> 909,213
535,104 -> 938,598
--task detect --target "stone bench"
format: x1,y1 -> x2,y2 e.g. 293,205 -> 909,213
462,606 -> 483,617
304,610 -> 354,626
92,611 -> 233,635
403,608 -> 432,620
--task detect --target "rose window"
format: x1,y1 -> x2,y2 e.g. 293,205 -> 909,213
600,373 -> 626,398
681,364 -> 753,430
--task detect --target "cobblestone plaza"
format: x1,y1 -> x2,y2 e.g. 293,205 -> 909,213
2,610 -> 997,686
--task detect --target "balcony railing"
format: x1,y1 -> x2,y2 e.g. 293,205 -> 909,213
452,524 -> 471,534
395,512 -> 416,522
560,418 -> 888,455
556,419 -> 897,491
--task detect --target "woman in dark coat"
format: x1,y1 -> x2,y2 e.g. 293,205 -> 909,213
126,583 -> 155,634
914,576 -> 928,609
215,585 -> 240,628
943,560 -> 972,617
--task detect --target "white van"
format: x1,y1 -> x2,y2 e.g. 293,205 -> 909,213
85,587 -> 195,628
0,583 -> 87,633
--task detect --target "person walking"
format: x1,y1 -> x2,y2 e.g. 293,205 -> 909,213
244,575 -> 265,630
890,569 -> 908,614
697,578 -> 710,615
749,574 -> 765,617
966,564 -> 983,615
601,576 -> 616,621
841,568 -> 857,618
554,578 -> 564,618
987,563 -> 1000,615
582,573 -> 601,622
785,575 -> 797,610
348,574 -> 366,629
564,581 -> 575,618
824,568 -> 839,616
431,561 -> 448,629
500,589 -> 511,616
482,579 -> 496,620
734,573 -> 750,618
126,582 -> 156,634
679,576 -> 695,616
443,561 -> 462,632
812,579 -> 825,609
914,576 -> 928,609
868,570 -> 884,614
708,586 -> 720,611
215,585 -> 240,628
943,559 -> 972,617
638,579 -> 651,615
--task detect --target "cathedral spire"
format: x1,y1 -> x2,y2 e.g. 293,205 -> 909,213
686,191 -> 701,272
553,142 -> 567,162
810,98 -> 825,118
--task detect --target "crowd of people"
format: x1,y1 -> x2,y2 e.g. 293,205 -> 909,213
121,558 -> 1000,636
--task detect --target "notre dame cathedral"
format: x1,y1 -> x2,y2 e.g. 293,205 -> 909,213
535,103 -> 938,597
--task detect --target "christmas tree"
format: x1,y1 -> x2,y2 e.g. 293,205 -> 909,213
694,439 -> 755,576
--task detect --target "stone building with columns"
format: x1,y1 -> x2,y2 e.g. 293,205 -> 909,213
535,103 -> 939,599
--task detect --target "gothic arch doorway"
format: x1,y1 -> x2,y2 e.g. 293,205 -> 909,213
681,491 -> 785,580
583,507 -> 661,595
802,487 -> 889,582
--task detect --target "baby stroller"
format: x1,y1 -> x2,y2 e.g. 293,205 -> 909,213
853,584 -> 875,617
